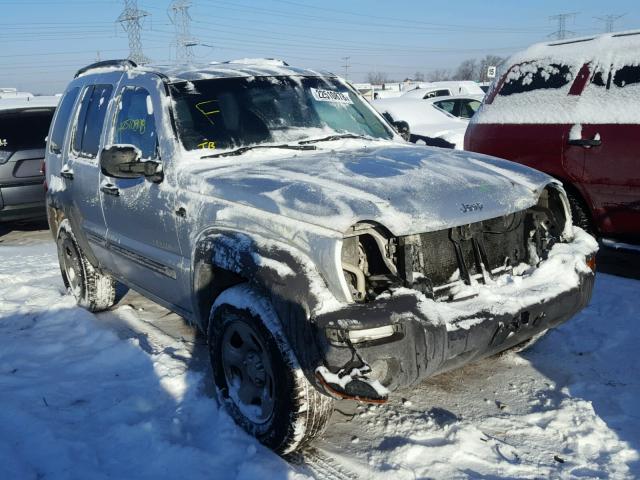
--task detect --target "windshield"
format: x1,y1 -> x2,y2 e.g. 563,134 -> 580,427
169,76 -> 393,152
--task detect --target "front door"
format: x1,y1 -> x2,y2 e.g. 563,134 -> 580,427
579,63 -> 640,239
100,80 -> 188,312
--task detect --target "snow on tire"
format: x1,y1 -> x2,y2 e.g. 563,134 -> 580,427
56,219 -> 117,312
208,284 -> 334,454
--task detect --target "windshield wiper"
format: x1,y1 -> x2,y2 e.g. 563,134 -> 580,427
298,133 -> 370,145
202,144 -> 317,159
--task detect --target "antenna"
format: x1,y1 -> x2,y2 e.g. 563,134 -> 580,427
549,12 -> 578,40
341,56 -> 351,80
595,14 -> 626,33
169,0 -> 198,64
117,0 -> 150,64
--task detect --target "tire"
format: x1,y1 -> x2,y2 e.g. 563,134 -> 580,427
56,219 -> 117,312
208,284 -> 334,454
566,190 -> 595,236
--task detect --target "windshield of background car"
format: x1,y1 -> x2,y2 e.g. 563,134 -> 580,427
0,108 -> 54,162
169,76 -> 393,152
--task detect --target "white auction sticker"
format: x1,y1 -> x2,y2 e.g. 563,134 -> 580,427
310,88 -> 353,105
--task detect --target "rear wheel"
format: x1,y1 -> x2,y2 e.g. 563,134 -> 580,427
208,285 -> 334,454
56,219 -> 117,312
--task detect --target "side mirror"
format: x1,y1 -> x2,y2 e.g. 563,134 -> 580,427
100,145 -> 163,183
393,121 -> 411,141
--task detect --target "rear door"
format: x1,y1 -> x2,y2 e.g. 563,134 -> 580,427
581,63 -> 640,238
64,82 -> 115,265
100,78 -> 187,312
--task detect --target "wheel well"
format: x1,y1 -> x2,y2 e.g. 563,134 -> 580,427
554,178 -> 597,232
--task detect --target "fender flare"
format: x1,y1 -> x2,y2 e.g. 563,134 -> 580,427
191,229 -> 337,377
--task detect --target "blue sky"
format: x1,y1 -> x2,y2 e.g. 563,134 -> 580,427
2,0 -> 638,94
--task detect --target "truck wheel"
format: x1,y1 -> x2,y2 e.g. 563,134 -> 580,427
566,191 -> 595,236
208,284 -> 334,454
56,219 -> 117,312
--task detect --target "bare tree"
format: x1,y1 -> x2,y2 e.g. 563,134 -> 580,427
427,69 -> 451,81
413,71 -> 425,82
367,71 -> 390,85
453,59 -> 478,81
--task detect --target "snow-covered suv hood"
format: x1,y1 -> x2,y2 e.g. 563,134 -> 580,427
184,143 -> 555,236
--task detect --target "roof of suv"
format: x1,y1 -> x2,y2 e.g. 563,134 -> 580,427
510,29 -> 640,65
75,58 -> 334,83
0,95 -> 59,112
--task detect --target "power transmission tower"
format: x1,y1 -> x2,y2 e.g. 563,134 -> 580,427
169,0 -> 198,64
595,14 -> 625,33
342,56 -> 351,80
117,0 -> 150,64
549,12 -> 578,40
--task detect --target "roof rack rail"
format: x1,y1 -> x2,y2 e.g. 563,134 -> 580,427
74,59 -> 138,78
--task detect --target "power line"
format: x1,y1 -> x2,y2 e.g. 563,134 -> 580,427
594,14 -> 626,33
549,12 -> 578,40
117,0 -> 150,64
168,0 -> 198,64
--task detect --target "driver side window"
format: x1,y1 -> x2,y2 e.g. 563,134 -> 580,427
112,87 -> 158,159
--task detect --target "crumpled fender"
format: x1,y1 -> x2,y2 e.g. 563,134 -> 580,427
191,228 -> 339,379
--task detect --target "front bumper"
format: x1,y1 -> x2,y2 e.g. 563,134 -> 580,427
314,265 -> 595,395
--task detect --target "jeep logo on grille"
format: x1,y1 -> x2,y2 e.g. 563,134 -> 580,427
461,202 -> 483,213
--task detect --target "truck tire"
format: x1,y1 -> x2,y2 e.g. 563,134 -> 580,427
56,219 -> 117,312
566,191 -> 595,236
208,284 -> 334,454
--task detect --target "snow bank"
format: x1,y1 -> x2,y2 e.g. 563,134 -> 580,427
0,244 -> 307,480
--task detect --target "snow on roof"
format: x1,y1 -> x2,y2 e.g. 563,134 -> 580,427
0,95 -> 59,112
141,60 -> 333,83
509,30 -> 640,66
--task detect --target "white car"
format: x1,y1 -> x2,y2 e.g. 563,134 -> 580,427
372,95 -> 482,148
401,81 -> 485,99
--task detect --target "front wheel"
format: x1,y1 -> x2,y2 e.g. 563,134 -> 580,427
208,285 -> 334,454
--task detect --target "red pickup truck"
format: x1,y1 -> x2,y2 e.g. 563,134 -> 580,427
465,31 -> 640,244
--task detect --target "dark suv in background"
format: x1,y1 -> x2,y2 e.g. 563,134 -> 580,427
0,96 -> 59,222
465,31 -> 640,245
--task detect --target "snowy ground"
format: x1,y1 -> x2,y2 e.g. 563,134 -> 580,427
1,224 -> 639,479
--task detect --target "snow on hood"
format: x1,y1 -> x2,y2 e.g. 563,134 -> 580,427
179,142 -> 554,236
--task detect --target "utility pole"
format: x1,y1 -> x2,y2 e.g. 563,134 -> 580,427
549,12 -> 578,40
595,14 -> 625,33
341,56 -> 350,80
117,0 -> 150,64
169,0 -> 198,64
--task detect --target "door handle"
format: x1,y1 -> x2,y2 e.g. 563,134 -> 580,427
100,184 -> 120,196
60,166 -> 74,180
568,138 -> 602,147
175,207 -> 186,218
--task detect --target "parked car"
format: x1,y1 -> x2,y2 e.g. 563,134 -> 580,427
401,81 -> 485,99
465,31 -> 640,243
0,96 -> 59,222
46,59 -> 597,454
373,95 -> 480,148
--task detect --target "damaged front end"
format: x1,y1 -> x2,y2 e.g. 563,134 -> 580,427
314,185 -> 597,402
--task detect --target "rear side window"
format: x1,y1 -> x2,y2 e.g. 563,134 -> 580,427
423,89 -> 450,99
72,84 -> 113,159
49,87 -> 79,154
499,62 -> 573,96
0,109 -> 55,158
434,99 -> 456,114
613,65 -> 640,88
